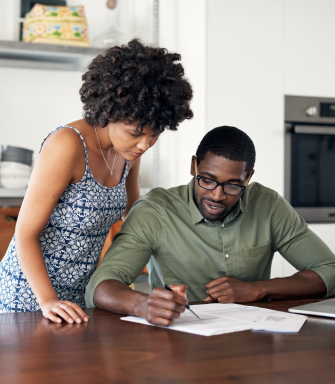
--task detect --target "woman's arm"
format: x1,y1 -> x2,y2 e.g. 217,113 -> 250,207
15,129 -> 88,323
122,158 -> 141,219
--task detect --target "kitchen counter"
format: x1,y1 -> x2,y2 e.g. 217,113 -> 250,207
0,187 -> 152,206
0,187 -> 26,206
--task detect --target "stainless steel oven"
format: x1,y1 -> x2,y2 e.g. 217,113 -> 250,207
285,95 -> 335,223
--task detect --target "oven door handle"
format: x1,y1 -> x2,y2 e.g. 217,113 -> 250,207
294,125 -> 335,135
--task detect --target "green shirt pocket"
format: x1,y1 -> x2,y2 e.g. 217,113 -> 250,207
241,240 -> 272,281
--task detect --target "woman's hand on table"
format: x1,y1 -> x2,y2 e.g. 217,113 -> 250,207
40,299 -> 89,324
37,318 -> 89,336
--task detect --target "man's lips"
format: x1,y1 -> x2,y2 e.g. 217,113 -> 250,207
202,200 -> 226,215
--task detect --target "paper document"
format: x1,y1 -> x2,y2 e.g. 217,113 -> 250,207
120,303 -> 307,336
252,312 -> 307,333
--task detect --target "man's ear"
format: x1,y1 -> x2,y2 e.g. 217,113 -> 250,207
190,156 -> 197,176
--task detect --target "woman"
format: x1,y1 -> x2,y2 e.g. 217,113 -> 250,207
0,39 -> 193,323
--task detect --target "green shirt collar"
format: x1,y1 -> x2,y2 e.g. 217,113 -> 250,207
188,178 -> 247,225
188,179 -> 204,224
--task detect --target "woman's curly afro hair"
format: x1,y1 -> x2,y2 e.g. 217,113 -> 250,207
80,39 -> 194,133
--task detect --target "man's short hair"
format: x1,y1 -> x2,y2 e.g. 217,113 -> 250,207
196,126 -> 256,174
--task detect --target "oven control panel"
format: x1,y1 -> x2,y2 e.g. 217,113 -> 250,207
285,95 -> 335,123
320,102 -> 335,117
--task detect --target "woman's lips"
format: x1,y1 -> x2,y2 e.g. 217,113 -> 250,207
130,151 -> 143,158
203,200 -> 226,216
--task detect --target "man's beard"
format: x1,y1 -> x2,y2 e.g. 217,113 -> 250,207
193,180 -> 231,222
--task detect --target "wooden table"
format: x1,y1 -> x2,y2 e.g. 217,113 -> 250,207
0,298 -> 335,384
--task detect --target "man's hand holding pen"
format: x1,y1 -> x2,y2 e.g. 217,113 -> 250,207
136,284 -> 188,326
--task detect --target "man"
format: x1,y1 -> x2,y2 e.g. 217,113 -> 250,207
86,126 -> 335,326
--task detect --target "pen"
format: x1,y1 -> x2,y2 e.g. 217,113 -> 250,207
163,284 -> 202,321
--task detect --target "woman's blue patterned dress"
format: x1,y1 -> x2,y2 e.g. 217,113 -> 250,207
0,126 -> 129,312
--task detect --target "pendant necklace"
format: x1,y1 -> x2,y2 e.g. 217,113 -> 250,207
94,124 -> 117,176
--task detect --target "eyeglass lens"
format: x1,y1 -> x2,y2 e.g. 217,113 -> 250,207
198,177 -> 243,195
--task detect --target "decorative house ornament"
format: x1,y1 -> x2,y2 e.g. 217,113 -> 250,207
22,4 -> 89,47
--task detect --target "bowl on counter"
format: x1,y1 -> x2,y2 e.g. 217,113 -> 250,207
0,145 -> 33,189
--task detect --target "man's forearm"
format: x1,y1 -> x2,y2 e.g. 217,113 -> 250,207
261,270 -> 327,300
93,279 -> 148,316
205,270 -> 328,303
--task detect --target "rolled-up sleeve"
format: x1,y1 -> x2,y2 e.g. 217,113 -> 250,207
271,195 -> 335,296
85,198 -> 164,308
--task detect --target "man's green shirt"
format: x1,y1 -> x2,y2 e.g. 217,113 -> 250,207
86,180 -> 335,306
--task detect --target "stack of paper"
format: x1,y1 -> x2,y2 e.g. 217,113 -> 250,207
121,303 -> 307,337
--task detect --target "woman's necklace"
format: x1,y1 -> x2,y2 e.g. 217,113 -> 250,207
94,124 -> 117,176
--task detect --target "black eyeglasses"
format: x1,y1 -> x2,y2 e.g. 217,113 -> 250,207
196,176 -> 246,196
195,158 -> 251,196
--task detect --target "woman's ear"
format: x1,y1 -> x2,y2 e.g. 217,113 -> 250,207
190,156 -> 197,176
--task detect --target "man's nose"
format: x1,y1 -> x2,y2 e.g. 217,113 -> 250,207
209,185 -> 226,201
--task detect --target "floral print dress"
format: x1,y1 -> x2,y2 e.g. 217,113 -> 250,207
0,126 -> 129,312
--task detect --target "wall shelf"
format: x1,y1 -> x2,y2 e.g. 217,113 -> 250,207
0,40 -> 103,71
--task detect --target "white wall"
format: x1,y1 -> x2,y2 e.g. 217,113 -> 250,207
158,0 -> 206,188
284,0 -> 335,98
0,0 -> 204,190
0,1 -> 85,155
282,0 -> 335,275
206,0 -> 335,278
206,0 -> 284,193
206,0 -> 286,277
0,68 -> 83,154
0,0 -> 334,277
0,0 -> 20,41
128,0 -> 206,189
0,0 -> 154,167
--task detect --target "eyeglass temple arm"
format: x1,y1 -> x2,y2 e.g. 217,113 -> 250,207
195,158 -> 199,176
244,172 -> 252,186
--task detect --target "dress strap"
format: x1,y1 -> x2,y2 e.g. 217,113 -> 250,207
39,125 -> 89,165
